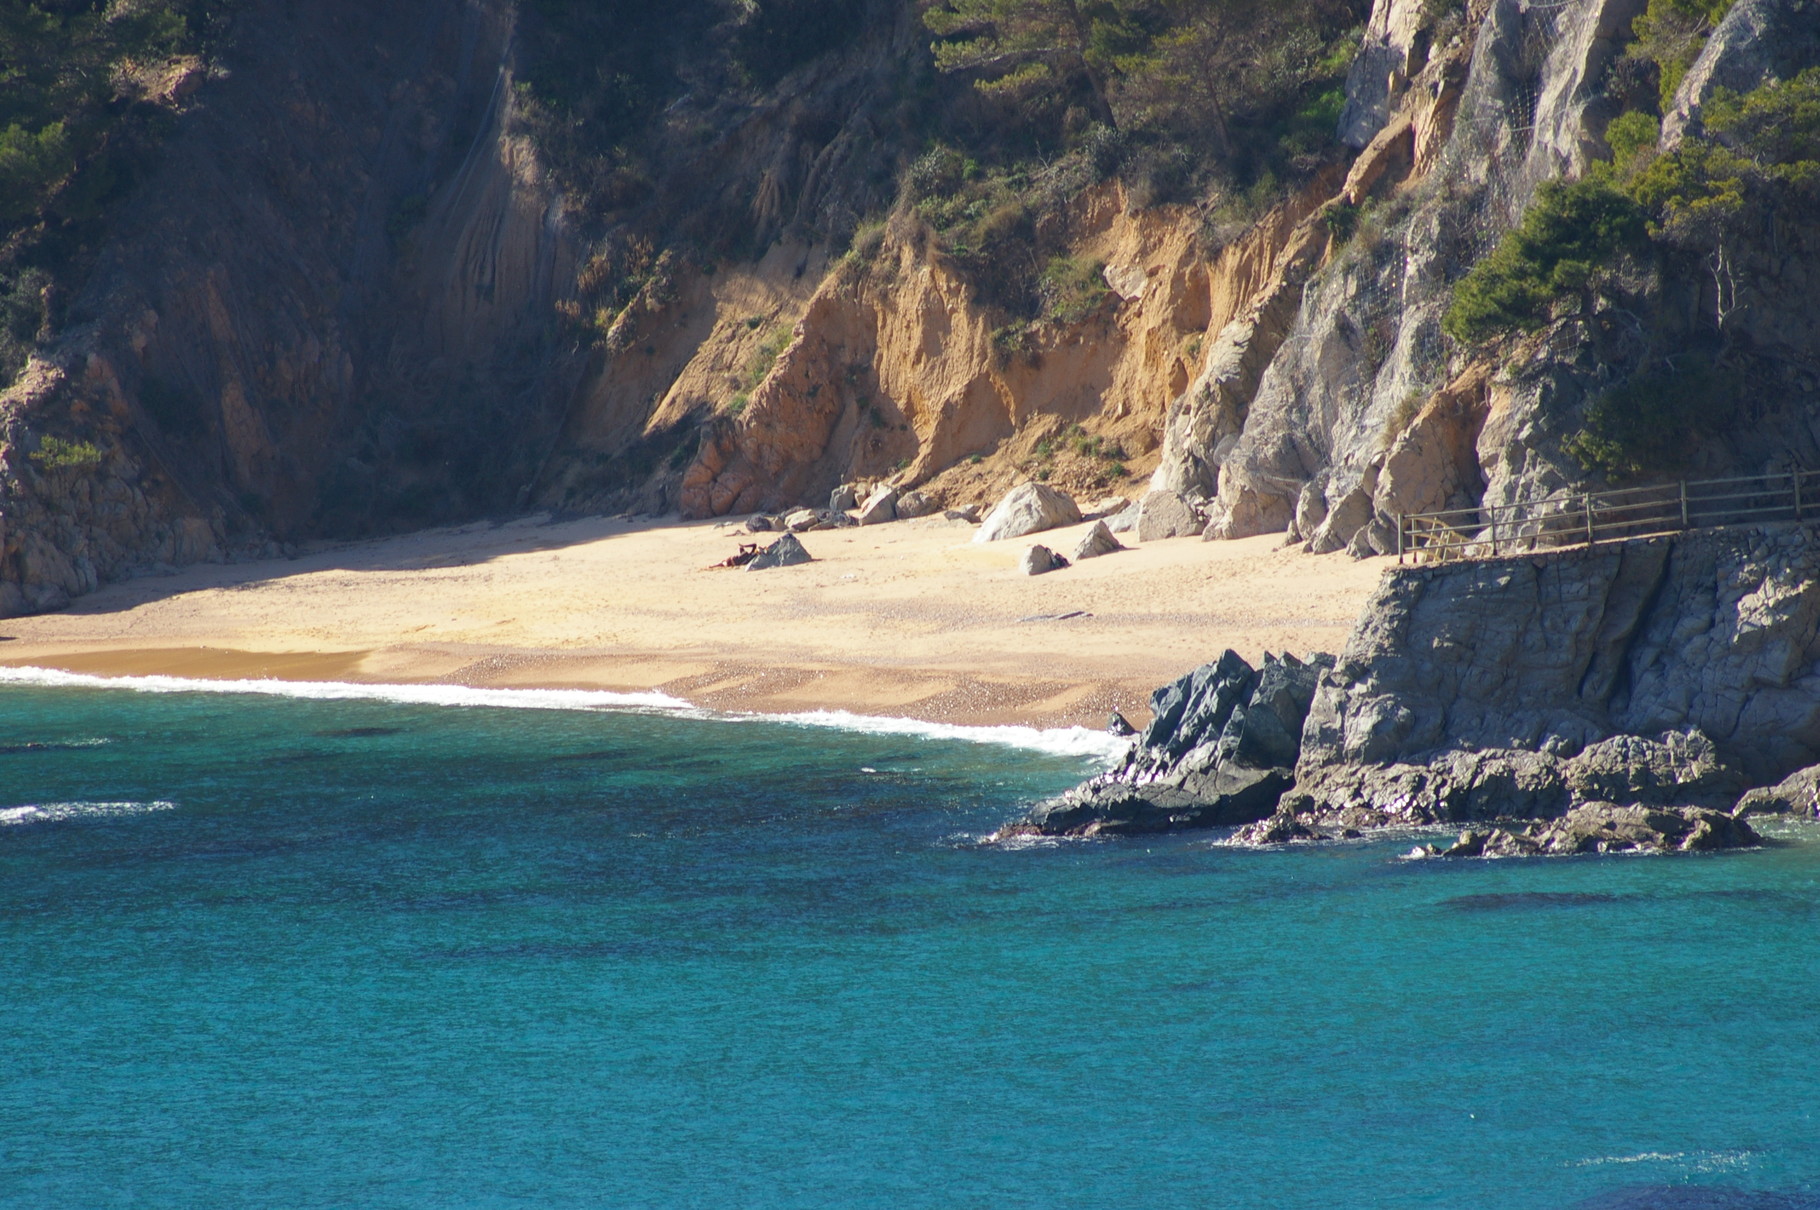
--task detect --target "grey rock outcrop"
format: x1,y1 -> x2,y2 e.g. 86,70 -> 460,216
1662,0 -> 1820,145
1072,521 -> 1124,561
829,484 -> 858,512
993,650 -> 1332,839
1734,764 -> 1820,817
1226,525 -> 1820,845
1414,803 -> 1761,858
973,482 -> 1081,543
745,532 -> 812,570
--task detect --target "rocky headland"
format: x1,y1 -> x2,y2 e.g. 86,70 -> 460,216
1000,523 -> 1820,854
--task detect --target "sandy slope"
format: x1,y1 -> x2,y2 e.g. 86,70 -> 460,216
0,512 -> 1389,728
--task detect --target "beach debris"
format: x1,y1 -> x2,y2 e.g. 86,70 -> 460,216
857,485 -> 899,525
712,543 -> 764,569
1136,488 -> 1201,542
745,514 -> 775,533
1020,545 -> 1069,575
746,533 -> 813,571
896,490 -> 937,519
1017,610 -> 1091,622
975,482 -> 1081,542
829,483 -> 859,512
1107,711 -> 1136,736
1073,520 -> 1125,561
944,505 -> 981,523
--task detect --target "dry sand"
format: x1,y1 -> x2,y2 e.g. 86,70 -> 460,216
0,511 -> 1391,729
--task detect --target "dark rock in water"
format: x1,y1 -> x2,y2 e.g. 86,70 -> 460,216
1735,764 -> 1820,817
1409,803 -> 1762,859
1107,710 -> 1136,736
993,649 -> 1333,840
1020,545 -> 1068,575
746,533 -> 812,570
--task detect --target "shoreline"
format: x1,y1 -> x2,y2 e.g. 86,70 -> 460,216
0,512 -> 1389,730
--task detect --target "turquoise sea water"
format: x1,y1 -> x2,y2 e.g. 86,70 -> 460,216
2,678 -> 1819,1209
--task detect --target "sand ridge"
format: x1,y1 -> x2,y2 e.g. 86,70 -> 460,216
0,511 -> 1391,728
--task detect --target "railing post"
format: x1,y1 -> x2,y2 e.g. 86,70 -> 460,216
1490,509 -> 1499,557
1585,494 -> 1595,547
1797,470 -> 1804,522
1396,513 -> 1404,563
1680,480 -> 1689,530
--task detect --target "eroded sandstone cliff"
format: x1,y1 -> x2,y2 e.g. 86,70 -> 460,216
2,0 -> 1817,617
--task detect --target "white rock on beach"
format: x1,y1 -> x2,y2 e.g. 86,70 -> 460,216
857,485 -> 898,526
1073,520 -> 1124,561
1136,489 -> 1198,542
973,482 -> 1081,543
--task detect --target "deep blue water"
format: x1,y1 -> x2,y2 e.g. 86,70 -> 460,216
2,681 -> 1819,1209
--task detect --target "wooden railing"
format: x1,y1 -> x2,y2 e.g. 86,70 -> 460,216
1397,469 -> 1820,563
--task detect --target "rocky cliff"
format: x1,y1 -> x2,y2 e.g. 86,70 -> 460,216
3,0 -> 1818,616
1004,522 -> 1820,851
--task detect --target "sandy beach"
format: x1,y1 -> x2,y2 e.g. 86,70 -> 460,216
0,511 -> 1390,729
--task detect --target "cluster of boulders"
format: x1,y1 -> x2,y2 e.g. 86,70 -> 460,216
991,649 -> 1331,839
738,478 -> 1190,574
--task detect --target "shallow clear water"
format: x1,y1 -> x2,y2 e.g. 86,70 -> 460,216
2,682 -> 1818,1209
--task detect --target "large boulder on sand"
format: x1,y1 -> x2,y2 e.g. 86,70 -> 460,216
1020,545 -> 1069,575
1073,521 -> 1124,561
857,485 -> 898,525
1136,489 -> 1198,542
973,482 -> 1081,542
746,532 -> 812,570
896,491 -> 937,519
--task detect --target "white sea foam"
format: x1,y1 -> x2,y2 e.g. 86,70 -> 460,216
742,708 -> 1130,760
0,666 -> 1129,760
0,665 -> 693,713
0,800 -> 177,826
1568,1150 -> 1752,1172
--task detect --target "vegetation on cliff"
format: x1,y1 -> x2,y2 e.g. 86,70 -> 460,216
1444,57 -> 1819,480
0,0 -> 233,381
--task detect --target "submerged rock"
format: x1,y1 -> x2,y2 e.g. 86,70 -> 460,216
1414,804 -> 1762,858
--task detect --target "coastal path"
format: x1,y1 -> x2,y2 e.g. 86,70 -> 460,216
1397,468 -> 1820,563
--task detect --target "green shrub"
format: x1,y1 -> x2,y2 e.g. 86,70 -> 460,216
1564,358 -> 1732,479
30,435 -> 102,470
1443,180 -> 1649,342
